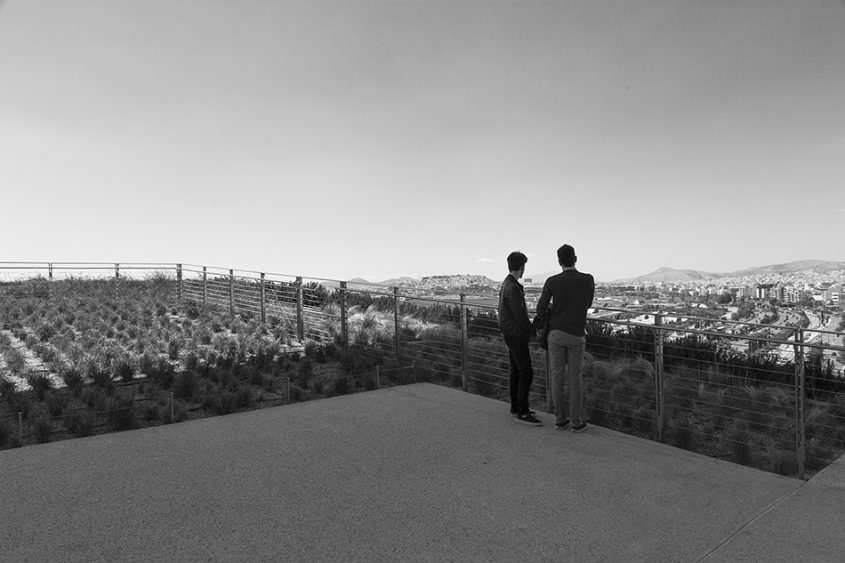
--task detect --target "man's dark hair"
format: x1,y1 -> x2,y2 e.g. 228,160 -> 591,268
557,244 -> 576,267
506,251 -> 528,272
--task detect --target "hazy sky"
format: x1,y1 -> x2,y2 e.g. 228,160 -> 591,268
2,0 -> 844,283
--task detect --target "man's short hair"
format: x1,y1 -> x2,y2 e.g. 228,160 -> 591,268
507,251 -> 528,271
557,244 -> 576,267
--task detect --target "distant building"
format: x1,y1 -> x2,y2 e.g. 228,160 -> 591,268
755,284 -> 774,300
825,285 -> 842,304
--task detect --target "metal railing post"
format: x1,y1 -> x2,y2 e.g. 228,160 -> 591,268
794,328 -> 806,479
654,313 -> 665,442
460,294 -> 468,391
176,264 -> 183,302
295,277 -> 304,341
47,262 -> 53,300
260,273 -> 266,323
229,269 -> 235,316
114,263 -> 120,299
340,281 -> 348,348
202,266 -> 207,306
393,287 -> 401,364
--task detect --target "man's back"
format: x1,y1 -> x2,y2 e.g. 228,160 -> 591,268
540,270 -> 595,337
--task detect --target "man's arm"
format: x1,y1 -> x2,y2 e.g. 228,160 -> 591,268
533,283 -> 551,330
503,282 -> 533,336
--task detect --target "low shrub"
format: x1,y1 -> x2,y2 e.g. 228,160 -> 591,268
237,387 -> 253,408
0,378 -> 16,400
148,357 -> 175,389
173,371 -> 195,401
727,421 -> 753,465
32,417 -> 53,443
45,390 -> 67,417
114,358 -> 136,383
631,406 -> 655,436
361,372 -> 377,391
333,375 -> 350,396
288,382 -> 305,403
143,404 -> 161,422
216,392 -> 239,415
184,351 -> 200,371
8,391 -> 32,419
88,363 -> 115,394
449,369 -> 463,389
0,419 -> 9,448
587,403 -> 608,426
339,348 -> 373,375
81,387 -> 108,412
27,373 -> 54,401
161,404 -> 187,424
65,411 -> 95,436
141,382 -> 164,404
668,417 -> 695,451
298,357 -> 314,381
107,392 -> 138,431
168,338 -> 180,360
310,377 -> 324,395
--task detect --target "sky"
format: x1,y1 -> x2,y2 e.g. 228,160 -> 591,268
1,0 -> 844,283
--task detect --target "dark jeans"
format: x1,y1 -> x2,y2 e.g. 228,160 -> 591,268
504,335 -> 534,414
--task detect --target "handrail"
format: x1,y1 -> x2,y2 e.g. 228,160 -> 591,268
2,261 -> 842,340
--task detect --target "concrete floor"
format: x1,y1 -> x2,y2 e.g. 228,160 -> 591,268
1,383 -> 842,562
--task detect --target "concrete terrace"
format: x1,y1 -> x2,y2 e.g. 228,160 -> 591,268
1,383 -> 843,562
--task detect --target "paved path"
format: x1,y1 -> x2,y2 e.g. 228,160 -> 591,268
1,383 -> 842,562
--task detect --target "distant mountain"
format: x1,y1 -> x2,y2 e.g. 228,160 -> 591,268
626,260 -> 845,284
376,276 -> 418,287
730,260 -> 845,277
628,267 -> 719,283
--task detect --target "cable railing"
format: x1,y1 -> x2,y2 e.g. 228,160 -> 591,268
1,262 -> 844,478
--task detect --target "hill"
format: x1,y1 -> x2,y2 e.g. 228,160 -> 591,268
627,260 -> 845,283
729,260 -> 845,277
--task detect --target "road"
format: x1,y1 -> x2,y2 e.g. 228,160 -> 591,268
771,310 -> 844,375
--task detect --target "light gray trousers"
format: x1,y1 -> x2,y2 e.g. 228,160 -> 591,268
548,329 -> 585,426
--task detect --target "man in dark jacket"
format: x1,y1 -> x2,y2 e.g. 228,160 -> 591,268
534,244 -> 594,433
498,251 -> 541,425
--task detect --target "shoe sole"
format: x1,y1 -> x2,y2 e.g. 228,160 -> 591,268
571,424 -> 588,433
515,418 -> 542,426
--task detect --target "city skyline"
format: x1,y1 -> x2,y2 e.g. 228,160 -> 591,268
1,1 -> 844,283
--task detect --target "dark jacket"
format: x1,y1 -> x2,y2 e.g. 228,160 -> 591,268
498,274 -> 533,341
534,269 -> 595,337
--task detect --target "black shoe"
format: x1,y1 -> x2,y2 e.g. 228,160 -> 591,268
511,408 -> 536,417
515,413 -> 542,426
571,421 -> 588,433
555,419 -> 571,430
